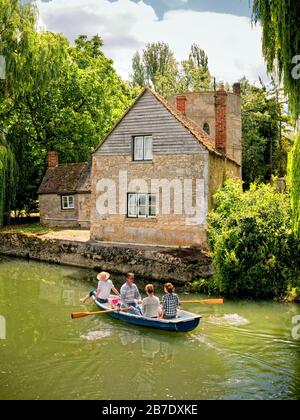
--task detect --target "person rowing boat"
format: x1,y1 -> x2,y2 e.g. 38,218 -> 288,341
80,271 -> 120,304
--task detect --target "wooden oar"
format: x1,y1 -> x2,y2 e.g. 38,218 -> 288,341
180,299 -> 224,305
71,307 -> 132,319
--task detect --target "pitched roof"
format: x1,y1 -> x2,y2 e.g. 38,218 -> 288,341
76,161 -> 92,192
94,87 -> 225,158
38,162 -> 91,195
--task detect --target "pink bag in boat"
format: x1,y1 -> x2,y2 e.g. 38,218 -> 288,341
109,296 -> 121,306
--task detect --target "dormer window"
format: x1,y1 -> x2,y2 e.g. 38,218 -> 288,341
133,136 -> 152,161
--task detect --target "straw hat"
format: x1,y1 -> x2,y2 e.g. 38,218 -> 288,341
97,271 -> 110,281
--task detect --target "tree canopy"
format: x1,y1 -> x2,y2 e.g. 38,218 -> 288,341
0,0 -> 134,224
288,133 -> 300,239
253,0 -> 300,120
131,42 -> 212,96
208,179 -> 300,298
240,77 -> 292,187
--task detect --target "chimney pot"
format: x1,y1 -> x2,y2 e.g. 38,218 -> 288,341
48,151 -> 59,168
176,95 -> 187,114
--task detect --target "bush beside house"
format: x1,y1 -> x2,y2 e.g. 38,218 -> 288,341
204,179 -> 300,299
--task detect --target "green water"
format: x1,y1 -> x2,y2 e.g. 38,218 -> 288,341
0,257 -> 299,400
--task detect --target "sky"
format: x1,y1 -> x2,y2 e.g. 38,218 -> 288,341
34,0 -> 268,84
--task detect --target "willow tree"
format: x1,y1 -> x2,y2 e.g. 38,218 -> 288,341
0,0 -> 71,221
0,0 -> 68,99
0,0 -> 33,225
253,0 -> 300,120
0,135 -> 17,227
288,134 -> 300,238
253,1 -> 300,238
0,0 -> 36,99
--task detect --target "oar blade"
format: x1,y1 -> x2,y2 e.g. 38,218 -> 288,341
200,299 -> 224,305
181,299 -> 224,305
71,312 -> 91,319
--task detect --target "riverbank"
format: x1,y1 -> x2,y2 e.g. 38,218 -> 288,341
0,232 -> 214,283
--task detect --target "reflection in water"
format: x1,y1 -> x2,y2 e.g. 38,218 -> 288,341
117,330 -> 176,399
0,256 -> 300,400
0,315 -> 6,340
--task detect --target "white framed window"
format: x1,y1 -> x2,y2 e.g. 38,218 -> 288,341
133,136 -> 152,161
127,193 -> 156,218
148,194 -> 156,217
61,195 -> 75,210
127,194 -> 137,218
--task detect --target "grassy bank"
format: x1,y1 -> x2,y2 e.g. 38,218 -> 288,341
0,223 -> 57,236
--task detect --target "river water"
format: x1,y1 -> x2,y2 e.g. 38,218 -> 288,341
0,257 -> 299,400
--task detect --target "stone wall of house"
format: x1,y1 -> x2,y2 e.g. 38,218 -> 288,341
78,193 -> 91,228
91,153 -> 209,247
208,153 -> 241,210
168,92 -> 242,166
39,194 -> 79,227
0,233 -> 214,283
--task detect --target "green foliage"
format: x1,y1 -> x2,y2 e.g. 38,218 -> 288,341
131,42 -> 212,96
131,42 -> 178,96
241,77 -> 292,187
0,135 -> 17,227
0,1 -> 68,100
253,0 -> 300,120
184,278 -> 219,296
0,1 -> 134,221
132,52 -> 146,87
287,133 -> 300,239
178,44 -> 212,92
0,222 -> 56,235
208,179 -> 300,299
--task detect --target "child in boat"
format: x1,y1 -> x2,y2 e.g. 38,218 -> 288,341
142,284 -> 163,318
80,271 -> 120,304
161,283 -> 180,319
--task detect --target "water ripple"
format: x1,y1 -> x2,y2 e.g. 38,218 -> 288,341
207,313 -> 250,326
80,330 -> 111,341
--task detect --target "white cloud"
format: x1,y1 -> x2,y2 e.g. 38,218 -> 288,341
36,0 -> 268,84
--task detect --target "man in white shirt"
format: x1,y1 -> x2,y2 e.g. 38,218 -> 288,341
120,273 -> 142,315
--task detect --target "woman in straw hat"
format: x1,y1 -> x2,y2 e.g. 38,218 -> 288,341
80,271 -> 120,304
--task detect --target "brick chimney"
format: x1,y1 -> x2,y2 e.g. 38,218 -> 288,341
47,151 -> 59,168
176,95 -> 187,114
215,84 -> 228,155
233,82 -> 241,96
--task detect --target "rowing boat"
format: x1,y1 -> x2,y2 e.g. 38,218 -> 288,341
93,295 -> 201,333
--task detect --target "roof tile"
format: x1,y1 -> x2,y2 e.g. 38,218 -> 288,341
38,162 -> 91,195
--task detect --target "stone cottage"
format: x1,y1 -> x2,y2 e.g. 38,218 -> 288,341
38,152 -> 91,228
38,84 -> 242,247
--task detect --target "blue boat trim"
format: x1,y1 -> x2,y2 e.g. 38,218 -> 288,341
94,296 -> 201,333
